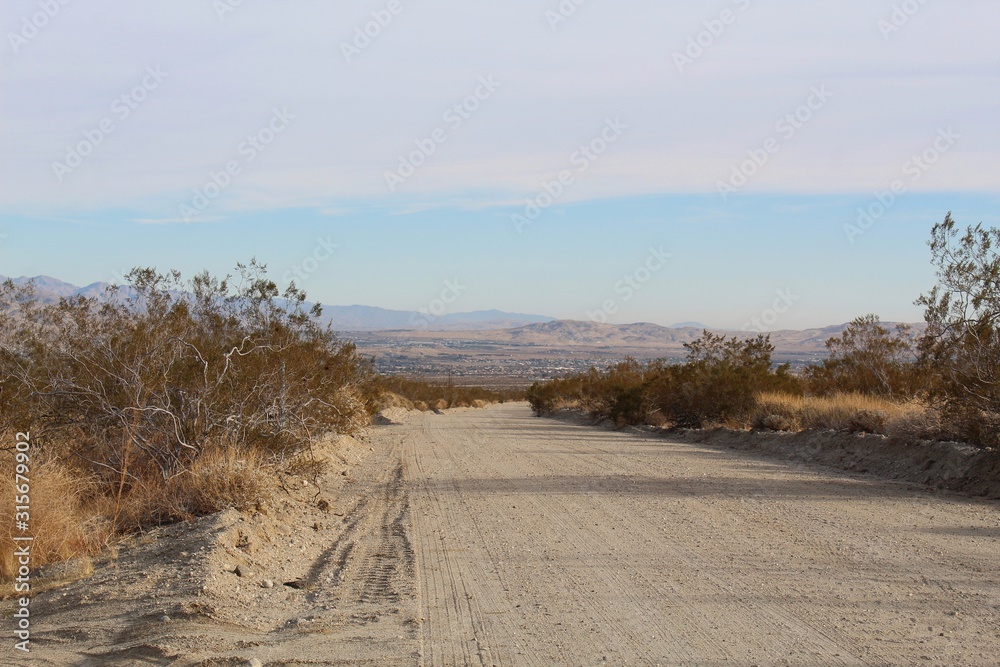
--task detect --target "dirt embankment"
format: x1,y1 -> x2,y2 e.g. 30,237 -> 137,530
548,408 -> 1000,499
11,429 -> 422,667
669,427 -> 1000,499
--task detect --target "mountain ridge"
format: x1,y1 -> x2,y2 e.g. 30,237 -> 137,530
1,275 -> 922,338
0,275 -> 554,331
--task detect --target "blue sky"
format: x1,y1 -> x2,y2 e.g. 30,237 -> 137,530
1,0 -> 998,329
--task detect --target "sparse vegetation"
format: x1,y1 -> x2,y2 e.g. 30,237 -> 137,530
0,263 -> 523,584
0,262 -> 379,582
751,391 -> 930,437
378,376 -> 522,410
804,314 -> 922,398
4,215 -> 998,584
916,213 -> 1000,447
528,214 -> 1000,451
529,331 -> 801,428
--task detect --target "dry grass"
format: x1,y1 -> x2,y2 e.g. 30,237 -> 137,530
116,446 -> 275,531
752,392 -> 929,436
1,441 -> 276,586
0,450 -> 111,589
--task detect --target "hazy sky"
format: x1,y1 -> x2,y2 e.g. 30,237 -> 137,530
1,0 -> 998,329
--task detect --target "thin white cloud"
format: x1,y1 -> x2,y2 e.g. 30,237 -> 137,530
1,0 -> 997,219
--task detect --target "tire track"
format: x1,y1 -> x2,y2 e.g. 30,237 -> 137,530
398,404 -> 1000,666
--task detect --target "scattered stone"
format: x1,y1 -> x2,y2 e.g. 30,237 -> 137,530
317,499 -> 331,512
284,579 -> 306,590
233,565 -> 247,578
261,579 -> 274,589
160,614 -> 171,622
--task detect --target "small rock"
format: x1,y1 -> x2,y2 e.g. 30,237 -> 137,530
261,579 -> 274,589
317,499 -> 331,512
233,565 -> 247,578
248,659 -> 264,667
160,614 -> 171,622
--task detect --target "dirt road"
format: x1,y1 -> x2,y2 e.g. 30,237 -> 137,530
20,403 -> 1000,666
397,404 -> 999,666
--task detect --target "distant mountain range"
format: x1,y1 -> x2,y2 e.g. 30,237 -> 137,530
0,276 -> 920,344
0,275 -> 554,331
315,305 -> 553,331
382,319 -> 856,348
0,275 -> 114,301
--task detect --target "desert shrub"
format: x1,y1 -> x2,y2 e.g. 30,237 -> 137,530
529,333 -> 791,428
754,413 -> 799,432
527,375 -> 588,416
805,315 -> 921,399
845,409 -> 890,434
576,358 -> 654,425
0,262 -> 379,560
884,407 -> 951,442
648,333 -> 780,428
916,214 -> 1000,447
378,376 -> 520,409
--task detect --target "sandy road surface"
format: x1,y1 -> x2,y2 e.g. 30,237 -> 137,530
15,403 -> 1000,666
396,403 -> 1000,666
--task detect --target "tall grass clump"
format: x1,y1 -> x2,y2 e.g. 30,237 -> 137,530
752,392 -> 927,435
